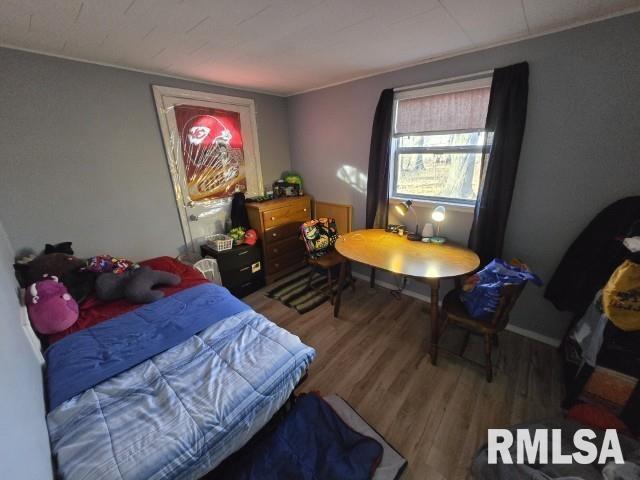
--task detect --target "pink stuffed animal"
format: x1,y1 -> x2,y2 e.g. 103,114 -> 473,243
25,277 -> 79,334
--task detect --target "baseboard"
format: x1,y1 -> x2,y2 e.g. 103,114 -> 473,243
351,271 -> 561,348
503,324 -> 561,348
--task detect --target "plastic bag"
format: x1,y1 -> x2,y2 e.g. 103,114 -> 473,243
460,258 -> 543,319
603,260 -> 640,331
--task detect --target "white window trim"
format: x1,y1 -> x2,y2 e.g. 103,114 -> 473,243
390,197 -> 476,213
389,75 -> 492,210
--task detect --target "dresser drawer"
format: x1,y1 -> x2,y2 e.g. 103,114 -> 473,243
262,202 -> 310,229
264,222 -> 304,245
265,236 -> 306,260
266,249 -> 306,276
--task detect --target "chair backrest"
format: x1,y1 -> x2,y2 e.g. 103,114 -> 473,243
193,258 -> 222,285
300,218 -> 339,259
491,282 -> 527,330
314,201 -> 352,234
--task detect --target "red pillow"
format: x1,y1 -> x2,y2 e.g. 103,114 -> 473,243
567,404 -> 630,434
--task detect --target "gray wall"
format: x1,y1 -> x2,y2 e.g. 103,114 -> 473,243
0,220 -> 52,479
287,13 -> 640,342
0,47 -> 291,260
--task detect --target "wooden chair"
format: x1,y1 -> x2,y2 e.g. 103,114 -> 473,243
434,283 -> 526,382
301,218 -> 354,305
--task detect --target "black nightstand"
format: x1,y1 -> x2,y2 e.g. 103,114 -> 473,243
200,242 -> 265,298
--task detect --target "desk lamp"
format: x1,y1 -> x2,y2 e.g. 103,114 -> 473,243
431,205 -> 446,244
395,200 -> 422,241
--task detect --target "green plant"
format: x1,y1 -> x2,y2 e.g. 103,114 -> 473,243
228,227 -> 246,244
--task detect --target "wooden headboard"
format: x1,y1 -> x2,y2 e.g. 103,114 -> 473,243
314,201 -> 353,235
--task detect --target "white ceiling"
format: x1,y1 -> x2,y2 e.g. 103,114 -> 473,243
1,0 -> 639,95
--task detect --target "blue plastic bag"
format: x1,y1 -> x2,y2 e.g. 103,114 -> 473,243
460,259 -> 543,319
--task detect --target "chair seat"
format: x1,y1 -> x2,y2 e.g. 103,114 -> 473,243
442,289 -> 498,334
309,250 -> 347,269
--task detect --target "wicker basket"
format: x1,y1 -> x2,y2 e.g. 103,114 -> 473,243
206,234 -> 233,252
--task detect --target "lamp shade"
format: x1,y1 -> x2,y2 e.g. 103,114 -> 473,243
431,206 -> 446,222
395,200 -> 413,216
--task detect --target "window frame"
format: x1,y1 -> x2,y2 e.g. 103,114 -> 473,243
389,76 -> 493,209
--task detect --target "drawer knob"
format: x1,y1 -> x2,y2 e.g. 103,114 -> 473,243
271,216 -> 276,221
275,263 -> 279,268
272,233 -> 277,237
273,248 -> 278,254
303,208 -> 307,212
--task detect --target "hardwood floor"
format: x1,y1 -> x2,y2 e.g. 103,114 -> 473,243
244,280 -> 565,480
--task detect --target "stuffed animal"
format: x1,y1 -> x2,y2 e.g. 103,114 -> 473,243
95,266 -> 180,304
44,242 -> 74,255
25,277 -> 79,334
85,255 -> 137,274
14,252 -> 95,302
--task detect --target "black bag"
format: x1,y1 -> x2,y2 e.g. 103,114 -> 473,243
230,192 -> 250,229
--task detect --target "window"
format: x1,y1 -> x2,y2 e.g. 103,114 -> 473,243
390,77 -> 492,206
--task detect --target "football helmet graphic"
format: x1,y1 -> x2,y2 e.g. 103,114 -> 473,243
181,114 -> 241,201
184,115 -> 232,151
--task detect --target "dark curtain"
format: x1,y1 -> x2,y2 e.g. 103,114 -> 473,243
365,88 -> 394,229
468,62 -> 529,265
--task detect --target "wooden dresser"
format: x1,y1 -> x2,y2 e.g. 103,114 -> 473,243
246,195 -> 311,284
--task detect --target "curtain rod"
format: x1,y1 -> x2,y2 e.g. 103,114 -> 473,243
393,69 -> 494,93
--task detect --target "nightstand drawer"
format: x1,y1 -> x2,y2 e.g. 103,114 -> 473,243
228,278 -> 265,299
221,261 -> 263,288
265,236 -> 305,260
201,243 -> 261,272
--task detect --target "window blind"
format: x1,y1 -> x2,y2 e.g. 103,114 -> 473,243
394,87 -> 490,136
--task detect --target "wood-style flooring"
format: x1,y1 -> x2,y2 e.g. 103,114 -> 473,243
244,280 -> 564,480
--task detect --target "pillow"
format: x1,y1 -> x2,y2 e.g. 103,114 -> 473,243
25,278 -> 79,334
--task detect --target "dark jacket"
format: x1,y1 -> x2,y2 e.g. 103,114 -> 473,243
545,196 -> 640,318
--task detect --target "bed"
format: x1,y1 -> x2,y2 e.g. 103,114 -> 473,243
44,257 -> 315,480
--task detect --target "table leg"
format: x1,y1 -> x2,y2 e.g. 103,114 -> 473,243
333,260 -> 348,318
428,278 -> 440,365
369,267 -> 376,288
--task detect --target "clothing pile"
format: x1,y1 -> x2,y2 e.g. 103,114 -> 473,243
546,197 -> 640,435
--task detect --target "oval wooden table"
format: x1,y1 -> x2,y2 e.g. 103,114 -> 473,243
333,229 -> 480,364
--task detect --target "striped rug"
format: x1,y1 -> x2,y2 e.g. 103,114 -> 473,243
265,267 -> 339,314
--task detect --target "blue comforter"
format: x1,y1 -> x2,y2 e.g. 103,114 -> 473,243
46,284 -> 315,480
46,283 -> 250,410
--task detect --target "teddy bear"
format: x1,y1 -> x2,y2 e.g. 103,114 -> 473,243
25,277 -> 79,334
14,251 -> 96,302
95,266 -> 181,304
